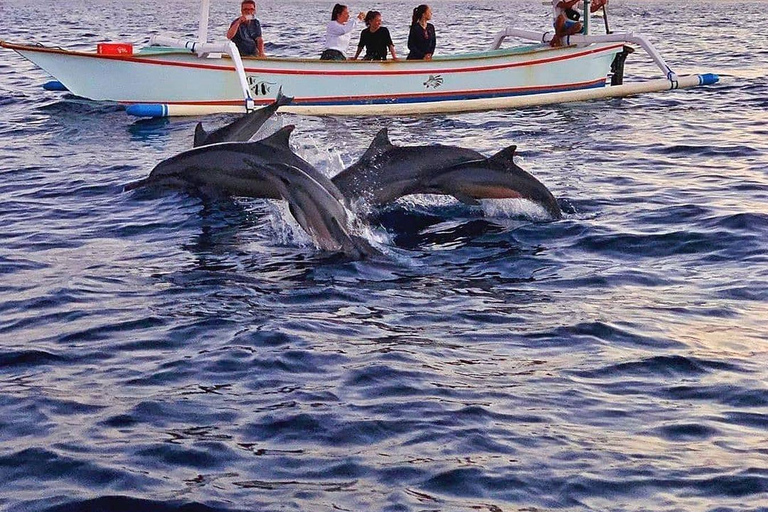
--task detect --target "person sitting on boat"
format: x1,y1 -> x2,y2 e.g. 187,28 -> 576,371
226,0 -> 265,57
407,5 -> 436,60
550,0 -> 583,48
321,4 -> 366,60
352,11 -> 398,61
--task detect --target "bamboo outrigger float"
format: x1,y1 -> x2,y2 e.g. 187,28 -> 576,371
0,0 -> 718,117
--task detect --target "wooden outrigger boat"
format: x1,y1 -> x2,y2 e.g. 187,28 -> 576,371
0,0 -> 718,117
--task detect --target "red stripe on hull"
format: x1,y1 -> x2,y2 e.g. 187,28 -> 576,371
4,40 -> 623,77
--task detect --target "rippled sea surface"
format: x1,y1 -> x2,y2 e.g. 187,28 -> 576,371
1,0 -> 767,511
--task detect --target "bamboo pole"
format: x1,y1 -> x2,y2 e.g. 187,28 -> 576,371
128,74 -> 717,117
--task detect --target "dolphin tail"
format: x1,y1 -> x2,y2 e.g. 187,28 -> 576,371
274,86 -> 294,109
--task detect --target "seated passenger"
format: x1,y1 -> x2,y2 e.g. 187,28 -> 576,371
321,4 -> 366,60
352,11 -> 398,61
407,4 -> 436,60
226,0 -> 265,57
550,0 -> 583,47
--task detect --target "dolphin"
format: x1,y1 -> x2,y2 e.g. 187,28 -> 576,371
193,88 -> 293,147
124,125 -> 342,202
244,162 -> 379,259
418,146 -> 562,219
331,128 -> 484,206
331,128 -> 561,219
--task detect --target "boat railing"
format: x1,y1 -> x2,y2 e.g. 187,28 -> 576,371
490,28 -> 679,83
149,34 -> 254,111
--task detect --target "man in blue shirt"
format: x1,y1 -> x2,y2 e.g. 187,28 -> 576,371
227,0 -> 265,57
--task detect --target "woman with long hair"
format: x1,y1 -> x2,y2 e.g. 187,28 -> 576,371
352,11 -> 398,60
407,4 -> 435,60
321,4 -> 366,60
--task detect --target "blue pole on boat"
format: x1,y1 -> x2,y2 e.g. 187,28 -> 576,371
42,80 -> 68,91
125,104 -> 168,117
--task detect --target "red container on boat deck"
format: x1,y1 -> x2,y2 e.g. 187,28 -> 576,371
96,43 -> 133,55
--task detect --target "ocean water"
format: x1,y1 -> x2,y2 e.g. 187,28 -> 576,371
1,0 -> 767,511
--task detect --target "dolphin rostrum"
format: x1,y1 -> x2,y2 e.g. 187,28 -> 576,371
193,88 -> 293,148
331,128 -> 561,219
244,162 -> 379,259
124,125 -> 339,201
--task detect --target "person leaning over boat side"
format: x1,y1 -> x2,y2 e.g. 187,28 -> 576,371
407,4 -> 436,60
550,0 -> 583,47
321,4 -> 366,60
227,0 -> 265,57
352,11 -> 398,61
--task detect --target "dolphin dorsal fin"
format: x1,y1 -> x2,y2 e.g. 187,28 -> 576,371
360,128 -> 394,160
193,123 -> 209,148
257,125 -> 295,150
488,144 -> 518,166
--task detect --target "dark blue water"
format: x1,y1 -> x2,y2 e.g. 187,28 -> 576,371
1,0 -> 767,511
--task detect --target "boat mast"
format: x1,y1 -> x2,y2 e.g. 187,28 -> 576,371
198,0 -> 211,43
583,0 -> 590,35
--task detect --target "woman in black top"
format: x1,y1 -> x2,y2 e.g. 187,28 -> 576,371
407,4 -> 436,60
352,11 -> 398,60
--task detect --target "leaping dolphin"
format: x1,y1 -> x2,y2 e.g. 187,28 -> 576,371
124,125 -> 340,202
418,146 -> 562,219
124,125 -> 375,258
244,162 -> 379,259
331,128 -> 561,219
332,128 -> 484,206
193,88 -> 293,147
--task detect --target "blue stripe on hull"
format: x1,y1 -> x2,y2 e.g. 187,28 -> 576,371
125,81 -> 608,117
300,81 -> 607,106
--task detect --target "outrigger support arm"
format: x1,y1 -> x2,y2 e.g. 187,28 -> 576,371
198,0 -> 211,43
490,28 -> 679,83
149,35 -> 255,112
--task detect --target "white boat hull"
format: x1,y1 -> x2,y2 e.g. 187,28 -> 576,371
3,40 -> 624,115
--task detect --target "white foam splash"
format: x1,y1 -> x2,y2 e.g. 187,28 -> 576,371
480,198 -> 552,221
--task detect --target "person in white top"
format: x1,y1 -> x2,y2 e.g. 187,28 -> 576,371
321,4 -> 366,60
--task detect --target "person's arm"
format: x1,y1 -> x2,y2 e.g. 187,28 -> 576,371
425,25 -> 436,59
389,44 -> 398,60
352,31 -> 364,59
407,25 -> 416,53
256,37 -> 265,57
326,18 -> 360,37
227,18 -> 244,40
